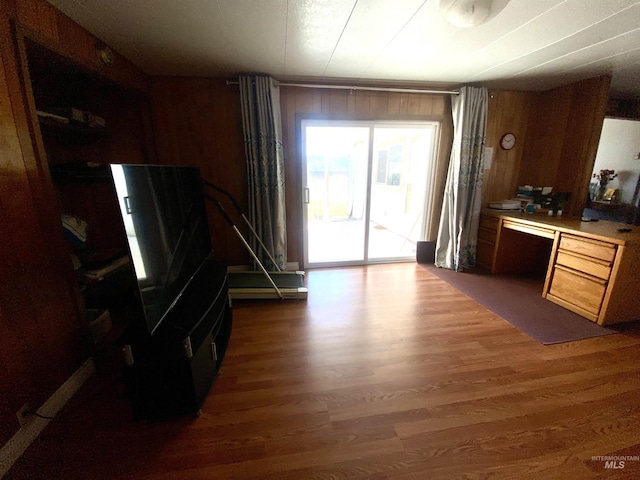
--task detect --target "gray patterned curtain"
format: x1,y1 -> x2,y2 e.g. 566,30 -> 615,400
239,75 -> 287,270
435,86 -> 488,271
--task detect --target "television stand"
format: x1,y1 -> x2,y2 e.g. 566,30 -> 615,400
119,260 -> 232,421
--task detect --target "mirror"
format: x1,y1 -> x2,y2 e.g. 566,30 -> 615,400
583,117 -> 640,224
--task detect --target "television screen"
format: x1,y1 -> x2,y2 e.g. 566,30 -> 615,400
110,164 -> 212,335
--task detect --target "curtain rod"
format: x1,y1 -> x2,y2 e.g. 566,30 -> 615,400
226,79 -> 459,95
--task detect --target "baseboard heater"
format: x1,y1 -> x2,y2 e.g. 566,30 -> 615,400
203,180 -> 307,301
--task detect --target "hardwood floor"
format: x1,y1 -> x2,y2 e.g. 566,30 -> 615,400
7,263 -> 640,479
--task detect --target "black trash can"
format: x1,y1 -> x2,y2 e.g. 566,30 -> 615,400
416,241 -> 436,264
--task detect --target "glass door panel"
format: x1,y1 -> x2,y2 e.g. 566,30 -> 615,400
368,127 -> 435,260
304,125 -> 370,265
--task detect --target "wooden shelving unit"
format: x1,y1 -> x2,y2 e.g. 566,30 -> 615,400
22,35 -> 154,361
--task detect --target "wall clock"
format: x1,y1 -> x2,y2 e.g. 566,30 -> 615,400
500,132 -> 516,150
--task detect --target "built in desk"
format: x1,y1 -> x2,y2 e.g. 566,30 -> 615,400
478,209 -> 640,326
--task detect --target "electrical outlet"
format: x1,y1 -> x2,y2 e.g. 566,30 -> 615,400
16,403 -> 30,427
633,152 -> 640,160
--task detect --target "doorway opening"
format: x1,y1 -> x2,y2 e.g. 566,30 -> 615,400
302,120 -> 439,268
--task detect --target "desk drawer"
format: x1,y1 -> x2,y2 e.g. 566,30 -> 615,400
478,216 -> 499,271
558,234 -> 616,262
548,265 -> 606,315
555,250 -> 612,280
480,215 -> 499,231
477,239 -> 496,270
478,226 -> 497,243
502,220 -> 555,239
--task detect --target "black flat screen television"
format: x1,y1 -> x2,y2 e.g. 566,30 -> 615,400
110,164 -> 212,335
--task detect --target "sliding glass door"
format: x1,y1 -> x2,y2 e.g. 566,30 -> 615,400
368,127 -> 434,260
302,120 -> 439,268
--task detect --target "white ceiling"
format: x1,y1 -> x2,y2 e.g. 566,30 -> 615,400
46,0 -> 640,99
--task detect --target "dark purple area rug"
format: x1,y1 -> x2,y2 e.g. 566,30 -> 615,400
421,263 -> 617,345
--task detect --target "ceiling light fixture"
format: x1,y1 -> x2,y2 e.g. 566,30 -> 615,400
439,0 -> 508,28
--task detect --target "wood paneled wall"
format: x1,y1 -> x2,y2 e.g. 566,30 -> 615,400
1,2 -> 77,444
518,76 -> 610,216
150,77 -> 248,265
279,87 -> 454,259
149,78 -> 609,264
0,0 -> 150,445
482,78 -> 610,217
483,90 -> 533,206
149,82 -> 454,265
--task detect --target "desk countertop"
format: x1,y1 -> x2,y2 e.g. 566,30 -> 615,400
481,209 -> 640,246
